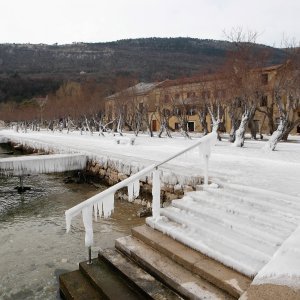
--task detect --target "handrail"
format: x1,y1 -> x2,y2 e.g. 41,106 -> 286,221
65,132 -> 217,260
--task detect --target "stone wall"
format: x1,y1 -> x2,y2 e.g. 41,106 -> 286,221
86,159 -> 203,206
6,139 -> 204,206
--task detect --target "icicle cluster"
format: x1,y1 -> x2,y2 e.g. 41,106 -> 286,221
66,192 -> 115,247
0,154 -> 87,176
127,180 -> 140,202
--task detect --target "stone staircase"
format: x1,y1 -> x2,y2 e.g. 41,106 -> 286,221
60,184 -> 300,299
147,184 -> 300,278
60,224 -> 251,299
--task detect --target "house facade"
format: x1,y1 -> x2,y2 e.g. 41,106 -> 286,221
105,64 -> 300,135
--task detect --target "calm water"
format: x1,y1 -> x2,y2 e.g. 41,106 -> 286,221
0,144 -> 145,300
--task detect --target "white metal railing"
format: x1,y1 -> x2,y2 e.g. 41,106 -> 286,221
65,132 -> 217,262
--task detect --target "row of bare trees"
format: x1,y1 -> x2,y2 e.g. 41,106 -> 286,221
0,32 -> 299,151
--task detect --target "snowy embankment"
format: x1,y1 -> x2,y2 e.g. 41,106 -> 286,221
1,129 -> 300,288
253,224 -> 300,288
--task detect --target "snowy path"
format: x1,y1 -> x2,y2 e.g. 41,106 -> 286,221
1,130 -> 299,197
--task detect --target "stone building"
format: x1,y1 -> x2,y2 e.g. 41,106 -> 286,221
105,64 -> 300,135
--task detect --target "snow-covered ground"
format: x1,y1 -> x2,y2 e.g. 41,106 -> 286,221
1,130 -> 299,196
1,129 -> 300,289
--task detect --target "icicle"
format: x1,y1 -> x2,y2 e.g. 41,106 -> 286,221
66,213 -> 71,233
102,193 -> 114,218
93,203 -> 98,221
128,180 -> 140,202
0,154 -> 87,177
128,182 -> 134,202
152,169 -> 161,219
97,201 -> 103,218
82,205 -> 94,247
133,180 -> 140,198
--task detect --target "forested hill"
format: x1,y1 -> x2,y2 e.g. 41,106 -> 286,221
0,37 -> 285,102
0,38 -> 285,79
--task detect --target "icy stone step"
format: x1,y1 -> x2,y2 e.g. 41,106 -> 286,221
160,206 -> 272,260
190,190 -> 299,229
169,200 -> 279,255
131,225 -> 251,299
146,216 -> 267,277
116,235 -> 235,300
204,187 -> 300,221
214,182 -> 300,208
79,258 -> 144,299
59,270 -> 103,300
187,192 -> 296,234
183,194 -> 293,239
172,198 -> 283,246
99,248 -> 183,299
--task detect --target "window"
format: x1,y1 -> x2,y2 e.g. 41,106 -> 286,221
187,107 -> 196,116
187,122 -> 195,132
175,93 -> 180,100
164,94 -> 170,103
261,74 -> 268,85
138,102 -> 144,112
174,107 -> 181,115
260,95 -> 268,107
152,120 -> 158,131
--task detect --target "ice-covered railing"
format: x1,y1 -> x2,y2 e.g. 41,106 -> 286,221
65,132 -> 217,262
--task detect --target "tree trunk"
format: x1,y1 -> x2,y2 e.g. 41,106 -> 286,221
281,120 -> 299,141
267,111 -> 275,135
248,119 -> 257,140
229,121 -> 239,143
234,113 -> 249,147
158,121 -> 172,138
264,118 -> 287,151
198,112 -> 208,135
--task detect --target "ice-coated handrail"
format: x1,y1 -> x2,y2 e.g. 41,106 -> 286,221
65,132 -> 217,255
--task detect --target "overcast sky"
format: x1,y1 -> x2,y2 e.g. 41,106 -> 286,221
0,0 -> 299,47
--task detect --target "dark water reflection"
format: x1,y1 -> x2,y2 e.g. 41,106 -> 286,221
0,144 -> 145,299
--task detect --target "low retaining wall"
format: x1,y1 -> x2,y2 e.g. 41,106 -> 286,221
4,138 -> 204,205
86,159 -> 203,204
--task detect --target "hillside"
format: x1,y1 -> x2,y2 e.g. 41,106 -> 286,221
0,37 -> 285,102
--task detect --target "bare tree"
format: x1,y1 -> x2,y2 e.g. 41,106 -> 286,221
156,89 -> 173,138
265,45 -> 300,150
225,28 -> 267,147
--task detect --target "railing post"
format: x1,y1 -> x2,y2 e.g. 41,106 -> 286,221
152,168 -> 160,219
203,154 -> 209,186
87,246 -> 92,265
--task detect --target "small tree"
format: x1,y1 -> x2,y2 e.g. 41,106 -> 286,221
265,46 -> 300,150
225,28 -> 266,147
